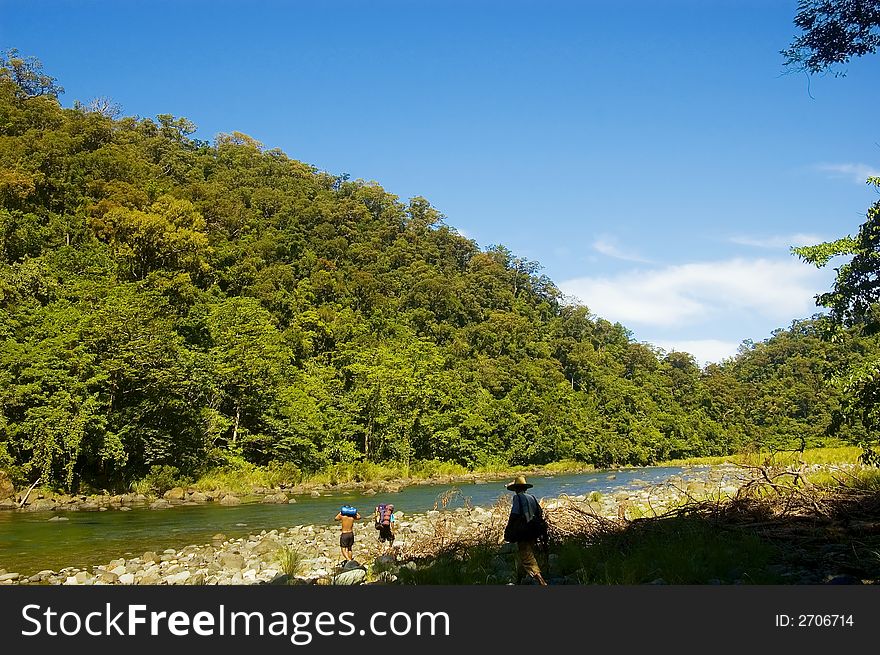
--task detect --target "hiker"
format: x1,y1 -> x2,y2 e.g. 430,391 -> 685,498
503,476 -> 548,586
374,502 -> 396,553
334,505 -> 361,562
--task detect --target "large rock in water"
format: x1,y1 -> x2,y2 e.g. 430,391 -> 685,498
0,472 -> 14,501
25,498 -> 57,512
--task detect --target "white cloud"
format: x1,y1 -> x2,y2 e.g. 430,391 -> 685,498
729,233 -> 824,249
592,236 -> 652,263
558,258 -> 826,328
815,163 -> 880,184
653,339 -> 740,367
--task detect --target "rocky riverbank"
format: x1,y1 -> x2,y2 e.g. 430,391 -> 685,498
0,464 -> 757,586
0,466 -> 591,513
3,462 -> 872,586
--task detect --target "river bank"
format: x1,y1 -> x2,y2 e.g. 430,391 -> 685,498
2,447 -> 863,515
3,462 -> 860,586
0,464 -> 597,513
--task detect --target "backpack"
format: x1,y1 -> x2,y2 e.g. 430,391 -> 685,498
504,494 -> 547,543
340,505 -> 358,517
374,503 -> 394,529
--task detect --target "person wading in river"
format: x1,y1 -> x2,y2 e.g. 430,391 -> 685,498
334,505 -> 361,563
503,476 -> 548,586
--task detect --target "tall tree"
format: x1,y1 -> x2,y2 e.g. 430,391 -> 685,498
793,178 -> 880,462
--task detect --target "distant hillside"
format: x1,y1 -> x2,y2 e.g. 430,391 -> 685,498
0,56 -> 873,491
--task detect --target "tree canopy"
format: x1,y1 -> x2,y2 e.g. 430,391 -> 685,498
0,53 -> 874,491
782,0 -> 880,74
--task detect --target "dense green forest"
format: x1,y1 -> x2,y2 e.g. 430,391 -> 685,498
1,53 -> 877,492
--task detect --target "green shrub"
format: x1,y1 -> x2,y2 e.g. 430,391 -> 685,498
132,465 -> 188,495
266,461 -> 302,486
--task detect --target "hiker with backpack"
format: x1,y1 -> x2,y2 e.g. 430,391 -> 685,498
334,504 -> 361,563
374,502 -> 396,553
503,476 -> 548,586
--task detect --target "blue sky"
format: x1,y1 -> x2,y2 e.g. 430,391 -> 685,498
3,0 -> 879,365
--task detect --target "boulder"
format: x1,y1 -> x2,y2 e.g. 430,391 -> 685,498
186,572 -> 206,585
251,539 -> 281,556
100,572 -> 119,584
332,568 -> 367,586
25,498 -> 57,512
166,571 -> 191,585
164,487 -> 186,501
219,554 -> 245,570
149,499 -> 171,510
262,492 -> 288,504
373,555 -> 396,568
219,495 -> 241,506
139,572 -> 163,585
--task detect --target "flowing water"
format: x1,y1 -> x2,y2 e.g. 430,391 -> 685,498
0,465 -> 699,576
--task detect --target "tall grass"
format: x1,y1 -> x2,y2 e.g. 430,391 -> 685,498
191,457 -> 302,495
277,546 -> 305,579
553,517 -> 782,584
657,446 -> 863,468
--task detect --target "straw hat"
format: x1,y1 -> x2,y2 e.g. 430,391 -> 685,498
506,475 -> 533,491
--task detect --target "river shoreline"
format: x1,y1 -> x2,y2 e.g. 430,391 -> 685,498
1,464 -> 600,513
2,460 -> 871,585
0,463 -> 763,585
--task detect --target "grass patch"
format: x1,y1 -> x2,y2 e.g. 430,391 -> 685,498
277,546 -> 305,579
657,446 -> 863,469
303,461 -> 407,486
558,516 -> 781,584
397,543 -> 509,585
398,513 -> 782,585
805,466 -> 880,490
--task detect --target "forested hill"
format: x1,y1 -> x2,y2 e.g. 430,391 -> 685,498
0,61 -> 876,491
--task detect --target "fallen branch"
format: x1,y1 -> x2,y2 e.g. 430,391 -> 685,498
19,477 -> 41,508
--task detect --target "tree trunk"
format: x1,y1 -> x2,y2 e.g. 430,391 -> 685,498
232,404 -> 241,444
19,477 -> 42,508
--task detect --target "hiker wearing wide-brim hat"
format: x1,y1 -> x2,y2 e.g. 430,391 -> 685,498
503,476 -> 547,586
505,475 -> 533,491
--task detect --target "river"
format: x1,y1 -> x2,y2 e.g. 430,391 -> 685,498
0,465 -> 700,576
